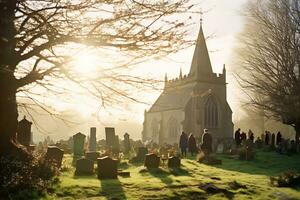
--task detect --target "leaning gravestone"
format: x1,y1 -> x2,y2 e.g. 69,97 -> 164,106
73,132 -> 86,156
75,158 -> 94,175
168,156 -> 180,168
89,127 -> 97,152
144,153 -> 160,169
45,146 -> 64,168
97,156 -> 118,179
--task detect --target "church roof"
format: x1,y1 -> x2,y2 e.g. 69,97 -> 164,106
148,24 -> 221,113
189,25 -> 213,79
148,84 -> 195,113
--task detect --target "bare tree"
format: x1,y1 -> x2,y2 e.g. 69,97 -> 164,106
0,0 -> 196,156
237,0 -> 300,143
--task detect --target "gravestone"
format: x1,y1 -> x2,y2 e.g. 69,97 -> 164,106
144,153 -> 160,169
112,135 -> 120,154
45,146 -> 64,168
255,137 -> 263,148
137,147 -> 148,160
89,127 -> 97,152
85,151 -> 100,161
168,156 -> 180,168
245,139 -> 254,150
97,156 -> 118,179
124,132 -> 131,153
75,158 -> 94,175
73,132 -> 86,156
216,143 -> 224,154
105,127 -> 115,148
129,147 -> 148,163
17,116 -> 32,147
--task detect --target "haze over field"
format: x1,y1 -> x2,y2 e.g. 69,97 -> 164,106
19,0 -> 273,143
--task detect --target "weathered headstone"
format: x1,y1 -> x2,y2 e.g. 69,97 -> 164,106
89,127 -> 97,152
144,153 -> 160,169
97,156 -> 118,179
216,143 -> 224,154
112,135 -> 120,154
168,156 -> 180,168
129,147 -> 148,163
123,132 -> 131,153
137,147 -> 148,160
73,132 -> 86,156
45,146 -> 64,168
105,127 -> 115,148
85,151 -> 100,161
17,116 -> 32,147
75,158 -> 94,175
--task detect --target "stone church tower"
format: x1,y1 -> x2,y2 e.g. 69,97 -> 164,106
142,24 -> 233,145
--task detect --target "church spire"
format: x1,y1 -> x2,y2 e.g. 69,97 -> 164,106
189,18 -> 213,80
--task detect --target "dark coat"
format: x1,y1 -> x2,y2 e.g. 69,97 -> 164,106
201,132 -> 212,153
179,133 -> 188,149
188,134 -> 197,152
235,130 -> 241,145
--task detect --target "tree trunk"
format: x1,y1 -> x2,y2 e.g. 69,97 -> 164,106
0,82 -> 20,156
0,0 -> 29,157
295,123 -> 300,145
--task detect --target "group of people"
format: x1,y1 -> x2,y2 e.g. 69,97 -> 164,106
179,129 -> 212,157
234,128 -> 255,147
234,128 -> 283,147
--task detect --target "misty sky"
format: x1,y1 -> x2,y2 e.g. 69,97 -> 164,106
23,0 -> 251,143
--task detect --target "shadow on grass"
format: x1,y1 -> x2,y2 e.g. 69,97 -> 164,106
147,168 -> 174,185
143,167 -> 192,186
169,167 -> 192,177
100,178 -> 126,199
213,151 -> 300,176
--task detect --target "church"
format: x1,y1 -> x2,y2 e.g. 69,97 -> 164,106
142,23 -> 233,146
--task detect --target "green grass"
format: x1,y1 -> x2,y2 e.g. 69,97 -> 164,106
46,151 -> 300,200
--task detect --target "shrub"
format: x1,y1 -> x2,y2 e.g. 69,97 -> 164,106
0,154 -> 59,199
270,171 -> 300,188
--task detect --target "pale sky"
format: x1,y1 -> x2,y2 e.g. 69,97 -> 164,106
23,0 -> 251,142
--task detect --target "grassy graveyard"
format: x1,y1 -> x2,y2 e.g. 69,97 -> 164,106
43,151 -> 300,200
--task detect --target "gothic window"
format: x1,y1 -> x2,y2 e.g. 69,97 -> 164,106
168,117 -> 180,140
151,118 -> 159,141
204,96 -> 218,128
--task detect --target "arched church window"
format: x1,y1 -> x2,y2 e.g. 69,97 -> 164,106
168,117 -> 180,140
151,118 -> 159,141
204,96 -> 218,128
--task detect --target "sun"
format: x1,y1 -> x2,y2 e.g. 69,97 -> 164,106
71,52 -> 99,75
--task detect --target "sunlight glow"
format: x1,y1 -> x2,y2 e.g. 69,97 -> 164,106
72,52 -> 99,75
